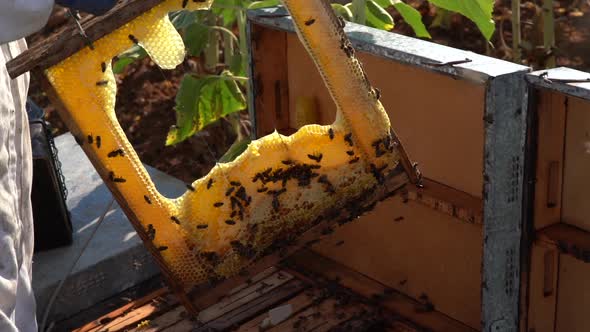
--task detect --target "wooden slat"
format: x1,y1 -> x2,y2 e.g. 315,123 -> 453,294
537,223 -> 590,263
6,0 -> 166,78
555,254 -> 590,332
267,298 -> 364,332
534,89 -> 567,230
251,25 -> 290,137
408,178 -> 482,224
237,288 -> 319,332
287,249 -> 478,332
526,244 -> 559,332
561,96 -> 590,232
195,279 -> 306,331
197,271 -> 294,323
73,288 -> 172,332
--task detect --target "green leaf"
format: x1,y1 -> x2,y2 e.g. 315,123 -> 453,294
365,0 -> 394,30
170,10 -> 198,29
112,45 -> 147,74
428,0 -> 494,40
248,0 -> 280,9
184,23 -> 211,56
331,4 -> 354,21
167,72 -> 247,145
212,0 -> 239,27
219,137 -> 252,162
392,0 -> 431,38
373,0 -> 394,8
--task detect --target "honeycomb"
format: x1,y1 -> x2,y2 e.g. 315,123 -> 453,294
46,0 -> 405,288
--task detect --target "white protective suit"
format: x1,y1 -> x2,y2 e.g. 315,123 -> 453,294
0,1 -> 54,331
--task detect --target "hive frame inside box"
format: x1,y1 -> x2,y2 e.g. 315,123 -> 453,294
247,7 -> 530,331
525,68 -> 590,332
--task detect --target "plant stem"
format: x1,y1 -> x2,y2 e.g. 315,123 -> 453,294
352,0 -> 366,25
190,74 -> 249,82
204,11 -> 219,72
237,9 -> 249,76
511,0 -> 522,62
542,0 -> 556,67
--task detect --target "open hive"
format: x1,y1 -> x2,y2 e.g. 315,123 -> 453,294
11,0 -> 413,314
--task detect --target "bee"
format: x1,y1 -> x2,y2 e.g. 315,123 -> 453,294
213,202 -> 223,207
373,87 -> 381,100
321,227 -> 334,235
87,135 -> 93,144
307,153 -> 323,163
230,210 -> 237,218
225,187 -> 235,196
109,171 -> 126,183
230,181 -> 241,187
272,197 -> 280,212
394,216 -> 404,222
344,133 -> 353,146
196,224 -> 208,230
225,220 -> 236,225
282,159 -> 294,165
328,128 -> 335,140
335,240 -> 345,246
128,34 -> 139,44
207,178 -> 214,189
96,136 -> 101,148
348,156 -> 360,164
96,80 -> 108,87
257,187 -> 268,193
144,195 -> 151,204
146,224 -> 156,241
107,149 -> 124,158
157,246 -> 168,252
170,216 -> 181,225
346,150 -> 355,156
231,197 -> 244,211
305,18 -> 316,26
338,16 -> 346,29
235,186 -> 247,202
186,184 -> 195,191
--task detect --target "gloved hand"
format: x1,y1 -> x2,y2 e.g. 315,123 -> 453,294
55,0 -> 118,16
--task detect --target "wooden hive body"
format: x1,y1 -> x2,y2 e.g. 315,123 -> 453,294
247,7 -> 529,332
525,68 -> 590,332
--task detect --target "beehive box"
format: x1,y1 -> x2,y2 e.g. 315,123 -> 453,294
247,7 -> 529,332
524,68 -> 590,332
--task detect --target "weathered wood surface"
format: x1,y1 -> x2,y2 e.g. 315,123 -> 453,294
6,0 -> 166,79
67,254 -> 434,332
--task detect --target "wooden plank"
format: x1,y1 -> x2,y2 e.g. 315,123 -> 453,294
251,25 -> 290,137
537,223 -> 590,263
287,249 -> 478,332
7,0 -> 166,79
80,289 -> 177,332
556,254 -> 590,332
266,298 -> 358,332
285,33 -> 486,197
562,96 -> 590,232
197,271 -> 294,323
237,288 -> 319,332
526,244 -> 559,332
312,195 -> 482,329
195,279 -> 306,331
534,89 -> 567,230
408,178 -> 482,224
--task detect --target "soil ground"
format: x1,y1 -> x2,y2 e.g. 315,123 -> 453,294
27,0 -> 590,182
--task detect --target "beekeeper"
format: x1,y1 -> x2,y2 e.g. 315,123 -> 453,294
0,2 -> 116,331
